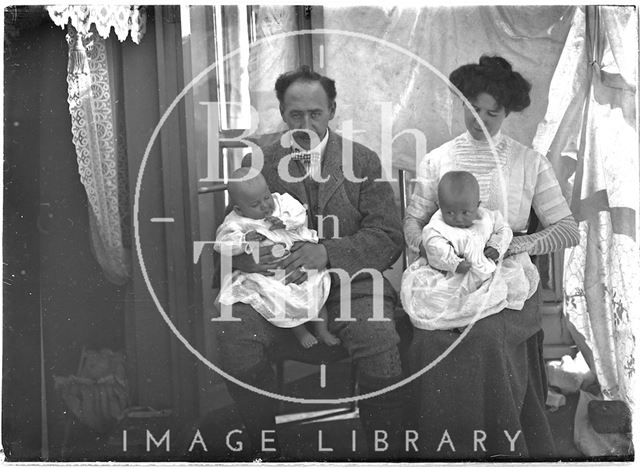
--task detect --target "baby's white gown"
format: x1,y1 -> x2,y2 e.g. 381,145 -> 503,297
400,207 -> 539,330
215,193 -> 330,328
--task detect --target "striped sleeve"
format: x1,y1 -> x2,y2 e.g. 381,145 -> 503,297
507,215 -> 580,256
531,155 -> 572,227
506,154 -> 578,256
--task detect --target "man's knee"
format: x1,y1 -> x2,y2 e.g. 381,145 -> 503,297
327,288 -> 397,321
215,303 -> 272,339
338,315 -> 401,380
354,334 -> 402,380
327,293 -> 400,354
349,318 -> 400,349
213,303 -> 274,375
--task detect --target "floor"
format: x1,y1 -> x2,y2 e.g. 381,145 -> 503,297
48,359 -> 613,463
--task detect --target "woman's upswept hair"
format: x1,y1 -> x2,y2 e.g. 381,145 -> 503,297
449,55 -> 531,113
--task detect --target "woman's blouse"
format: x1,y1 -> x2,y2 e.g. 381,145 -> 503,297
404,131 -> 572,253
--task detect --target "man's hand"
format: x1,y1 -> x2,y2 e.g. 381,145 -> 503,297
232,245 -> 283,276
483,246 -> 500,262
278,242 -> 328,285
265,216 -> 286,231
455,260 -> 472,274
244,230 -> 265,242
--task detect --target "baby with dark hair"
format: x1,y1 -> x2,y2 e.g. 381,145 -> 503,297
215,168 -> 339,348
401,171 -> 539,330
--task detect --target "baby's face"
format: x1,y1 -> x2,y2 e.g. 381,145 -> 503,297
233,179 -> 275,219
440,193 -> 479,228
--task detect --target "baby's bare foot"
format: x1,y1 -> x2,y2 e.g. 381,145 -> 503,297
293,326 -> 318,348
318,331 -> 341,346
299,333 -> 318,348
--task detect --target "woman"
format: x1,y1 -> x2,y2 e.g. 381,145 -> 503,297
404,55 -> 579,459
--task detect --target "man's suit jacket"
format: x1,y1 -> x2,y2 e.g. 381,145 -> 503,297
243,130 -> 403,298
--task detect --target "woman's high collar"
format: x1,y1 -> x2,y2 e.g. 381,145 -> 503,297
463,129 -> 505,146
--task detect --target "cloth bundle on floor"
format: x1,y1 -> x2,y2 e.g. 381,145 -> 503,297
54,348 -> 129,433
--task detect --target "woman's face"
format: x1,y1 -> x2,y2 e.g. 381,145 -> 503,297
463,92 -> 507,141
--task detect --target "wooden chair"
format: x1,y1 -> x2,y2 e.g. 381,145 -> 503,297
398,169 -> 411,270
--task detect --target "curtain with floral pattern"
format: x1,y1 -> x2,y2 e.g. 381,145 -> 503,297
533,6 -> 638,408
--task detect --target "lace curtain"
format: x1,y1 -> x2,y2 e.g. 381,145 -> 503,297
533,6 -> 638,408
47,6 -> 147,284
47,5 -> 146,43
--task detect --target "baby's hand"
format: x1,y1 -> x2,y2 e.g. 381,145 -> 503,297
483,246 -> 500,262
455,260 -> 472,274
244,230 -> 265,242
265,216 -> 286,231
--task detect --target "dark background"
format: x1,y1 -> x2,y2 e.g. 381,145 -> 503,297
4,9 -> 126,459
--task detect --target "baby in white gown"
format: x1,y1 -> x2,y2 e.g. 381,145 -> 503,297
401,171 -> 538,330
215,169 -> 339,348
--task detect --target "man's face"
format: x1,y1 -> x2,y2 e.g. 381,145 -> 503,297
280,80 -> 336,150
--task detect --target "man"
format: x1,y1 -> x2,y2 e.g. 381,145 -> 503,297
215,66 -> 406,459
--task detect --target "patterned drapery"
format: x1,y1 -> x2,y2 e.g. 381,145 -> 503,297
47,5 -> 145,284
47,5 -> 146,43
533,6 -> 638,410
65,27 -> 132,285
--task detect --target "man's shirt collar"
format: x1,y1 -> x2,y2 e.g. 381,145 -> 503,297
287,128 -> 330,158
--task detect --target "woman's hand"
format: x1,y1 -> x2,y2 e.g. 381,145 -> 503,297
455,260 -> 471,274
483,246 -> 499,262
504,236 -> 532,258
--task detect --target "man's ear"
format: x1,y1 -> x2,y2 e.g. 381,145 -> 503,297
328,100 -> 337,120
279,103 -> 285,119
